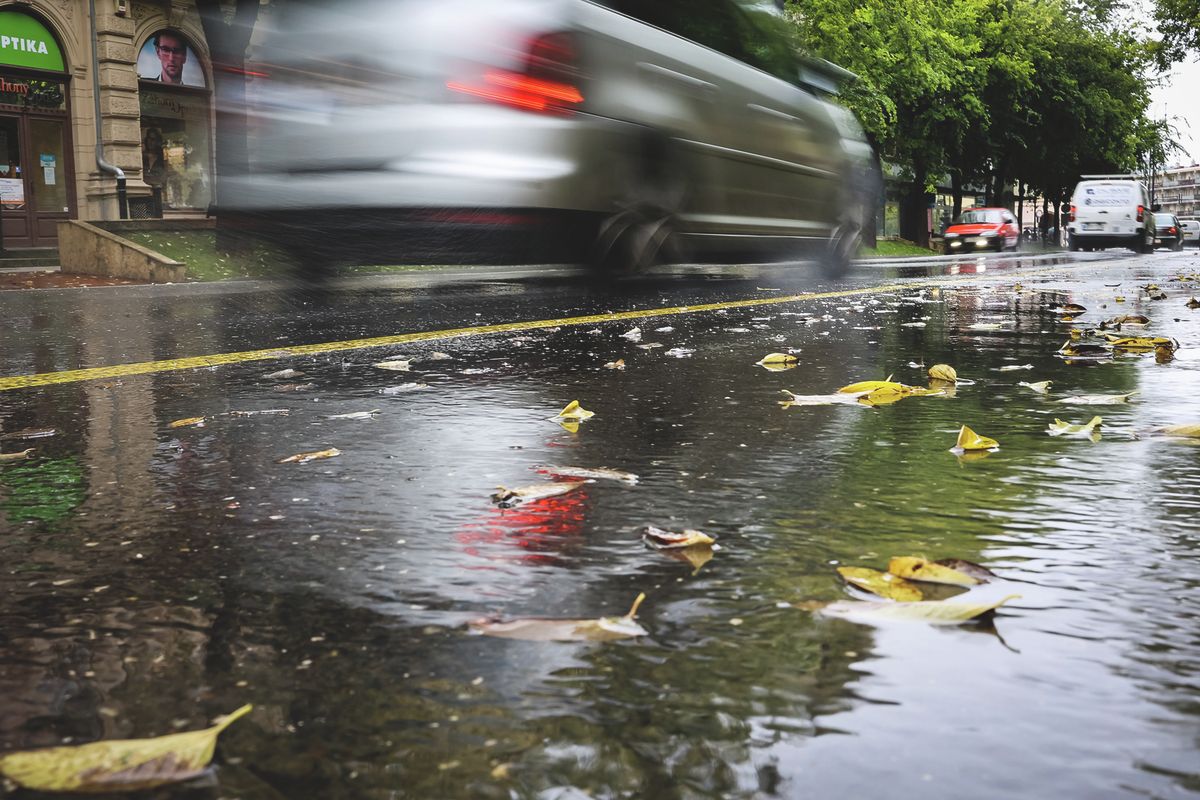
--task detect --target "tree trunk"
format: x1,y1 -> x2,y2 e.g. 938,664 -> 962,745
1017,180 -> 1025,230
899,164 -> 929,248
951,170 -> 964,218
197,0 -> 261,253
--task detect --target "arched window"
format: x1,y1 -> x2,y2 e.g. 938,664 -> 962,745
137,29 -> 211,211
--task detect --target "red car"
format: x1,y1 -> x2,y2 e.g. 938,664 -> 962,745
942,208 -> 1020,254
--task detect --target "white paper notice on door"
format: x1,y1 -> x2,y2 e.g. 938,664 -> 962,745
0,177 -> 24,207
43,166 -> 55,185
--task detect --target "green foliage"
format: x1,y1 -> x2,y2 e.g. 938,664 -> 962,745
1154,0 -> 1200,65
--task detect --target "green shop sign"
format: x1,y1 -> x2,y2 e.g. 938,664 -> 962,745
0,12 -> 65,72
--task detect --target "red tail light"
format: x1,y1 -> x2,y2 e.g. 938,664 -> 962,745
1069,205 -> 1076,222
448,33 -> 583,115
1136,205 -> 1144,222
1168,227 -> 1177,234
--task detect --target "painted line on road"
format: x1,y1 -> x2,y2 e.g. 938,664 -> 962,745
0,263 -> 1094,392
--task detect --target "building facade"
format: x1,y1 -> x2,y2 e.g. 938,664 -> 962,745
0,0 -> 219,249
1155,164 -> 1199,219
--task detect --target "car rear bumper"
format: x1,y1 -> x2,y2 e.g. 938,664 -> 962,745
1067,230 -> 1143,247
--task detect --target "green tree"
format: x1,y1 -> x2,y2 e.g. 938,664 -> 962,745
1154,0 -> 1200,64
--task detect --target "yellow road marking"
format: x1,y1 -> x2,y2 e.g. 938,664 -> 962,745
0,264 -> 1090,392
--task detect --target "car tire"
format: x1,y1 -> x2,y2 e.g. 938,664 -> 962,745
1068,234 -> 1080,252
1173,238 -> 1184,252
818,220 -> 861,278
943,244 -> 953,255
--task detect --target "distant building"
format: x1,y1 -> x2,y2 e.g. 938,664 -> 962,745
1155,164 -> 1199,218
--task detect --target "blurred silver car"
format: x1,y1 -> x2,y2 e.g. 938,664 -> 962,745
228,0 -> 876,275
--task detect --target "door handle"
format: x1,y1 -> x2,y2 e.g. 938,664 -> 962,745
748,103 -> 804,126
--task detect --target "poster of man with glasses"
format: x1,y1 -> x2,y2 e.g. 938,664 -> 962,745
136,29 -> 205,88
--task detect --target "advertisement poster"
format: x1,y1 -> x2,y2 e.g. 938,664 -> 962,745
0,176 -> 24,207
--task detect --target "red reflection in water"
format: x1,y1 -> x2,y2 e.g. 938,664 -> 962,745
456,487 -> 590,567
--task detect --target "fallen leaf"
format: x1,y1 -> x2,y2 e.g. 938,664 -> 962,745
0,448 -> 34,463
603,359 -> 626,370
1051,302 -> 1087,314
665,348 -> 694,358
0,427 -> 56,440
1046,416 -> 1103,438
620,327 -> 642,342
0,705 -> 252,793
887,556 -> 982,586
1110,314 -> 1150,326
373,359 -> 411,371
469,593 -> 648,641
1018,380 -> 1052,393
325,410 -> 381,420
661,545 -> 715,573
538,466 -> 638,485
168,417 -> 206,429
997,364 -> 1034,371
636,343 -> 663,350
838,377 -> 902,393
818,594 -> 1020,625
641,525 -> 715,549
491,481 -> 588,508
927,364 -> 957,382
227,409 -> 290,417
932,559 -> 997,582
757,353 -> 799,367
1187,297 -> 1200,309
968,323 -> 1004,331
1155,423 -> 1200,438
278,448 -> 341,464
429,352 -> 453,360
778,390 -> 871,408
272,383 -> 316,392
265,368 -> 303,379
953,425 -> 998,452
1108,336 -> 1175,352
554,401 -> 594,421
380,383 -> 428,394
836,567 -> 924,602
1056,392 -> 1137,405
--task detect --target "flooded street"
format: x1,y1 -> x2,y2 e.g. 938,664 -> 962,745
1,253 -> 1198,799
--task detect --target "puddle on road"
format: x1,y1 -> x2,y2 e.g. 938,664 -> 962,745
0,262 -> 1198,798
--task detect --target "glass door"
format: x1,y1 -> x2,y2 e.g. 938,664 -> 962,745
27,117 -> 69,245
0,113 -> 30,248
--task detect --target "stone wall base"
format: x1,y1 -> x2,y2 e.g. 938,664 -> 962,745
57,220 -> 186,283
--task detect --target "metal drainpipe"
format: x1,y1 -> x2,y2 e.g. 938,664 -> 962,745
89,0 -> 127,219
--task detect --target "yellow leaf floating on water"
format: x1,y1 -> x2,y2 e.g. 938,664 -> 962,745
927,364 -> 958,382
836,567 -> 924,602
953,425 -> 998,452
470,593 -> 648,641
492,481 -> 589,508
168,417 -> 206,429
554,400 -> 595,421
859,385 -> 910,406
819,594 -> 1020,625
278,448 -> 341,464
1047,416 -> 1103,438
662,545 -> 715,573
0,705 -> 252,793
1157,424 -> 1200,438
1018,380 -> 1052,394
757,353 -> 799,367
888,556 -> 982,586
1107,336 -> 1175,352
0,448 -> 34,463
641,525 -> 716,549
838,377 -> 902,394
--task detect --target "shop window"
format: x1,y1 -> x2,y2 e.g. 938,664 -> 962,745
137,30 -> 211,211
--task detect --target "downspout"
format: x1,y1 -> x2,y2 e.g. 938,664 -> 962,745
88,0 -> 127,219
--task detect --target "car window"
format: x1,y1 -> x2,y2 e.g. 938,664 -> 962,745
956,210 -> 1002,224
612,0 -> 748,61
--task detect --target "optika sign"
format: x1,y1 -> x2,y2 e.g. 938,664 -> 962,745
0,36 -> 49,56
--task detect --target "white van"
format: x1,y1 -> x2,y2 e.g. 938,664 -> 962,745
1066,177 -> 1154,253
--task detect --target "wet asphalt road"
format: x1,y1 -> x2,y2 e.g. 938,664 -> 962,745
1,248 -> 1199,800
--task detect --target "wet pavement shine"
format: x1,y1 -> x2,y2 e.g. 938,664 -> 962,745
0,251 -> 1198,799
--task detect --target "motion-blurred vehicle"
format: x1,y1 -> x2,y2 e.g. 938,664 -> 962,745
941,208 -> 1019,254
1177,218 -> 1199,248
226,0 -> 877,276
1066,176 -> 1154,253
1151,212 -> 1185,251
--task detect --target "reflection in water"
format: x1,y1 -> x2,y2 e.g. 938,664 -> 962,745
0,261 -> 1197,798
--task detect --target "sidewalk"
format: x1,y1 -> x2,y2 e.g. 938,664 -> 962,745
0,268 -> 146,291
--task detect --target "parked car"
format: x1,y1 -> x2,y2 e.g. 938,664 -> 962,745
1178,218 -> 1200,248
941,208 -> 1020,254
1066,177 -> 1154,253
1151,212 -> 1185,251
226,0 -> 877,277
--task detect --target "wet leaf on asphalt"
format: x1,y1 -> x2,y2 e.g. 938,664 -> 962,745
818,594 -> 1020,625
272,383 -> 316,392
538,466 -> 638,485
470,593 -> 648,641
1018,380 -> 1053,393
836,567 -> 924,602
168,417 -> 206,429
757,353 -> 799,367
952,425 -> 999,452
1056,392 -> 1137,405
641,525 -> 716,549
227,409 -> 290,417
1186,297 -> 1200,309
373,359 -> 412,371
603,359 -> 626,370
278,448 -> 341,464
636,343 -> 663,350
887,556 -> 982,586
265,368 -> 303,380
0,448 -> 34,463
665,348 -> 695,358
491,480 -> 589,508
1046,416 -> 1103,438
554,401 -> 594,421
1155,423 -> 1200,438
326,410 -> 381,420
927,364 -> 957,382
0,705 -> 252,793
620,327 -> 642,342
